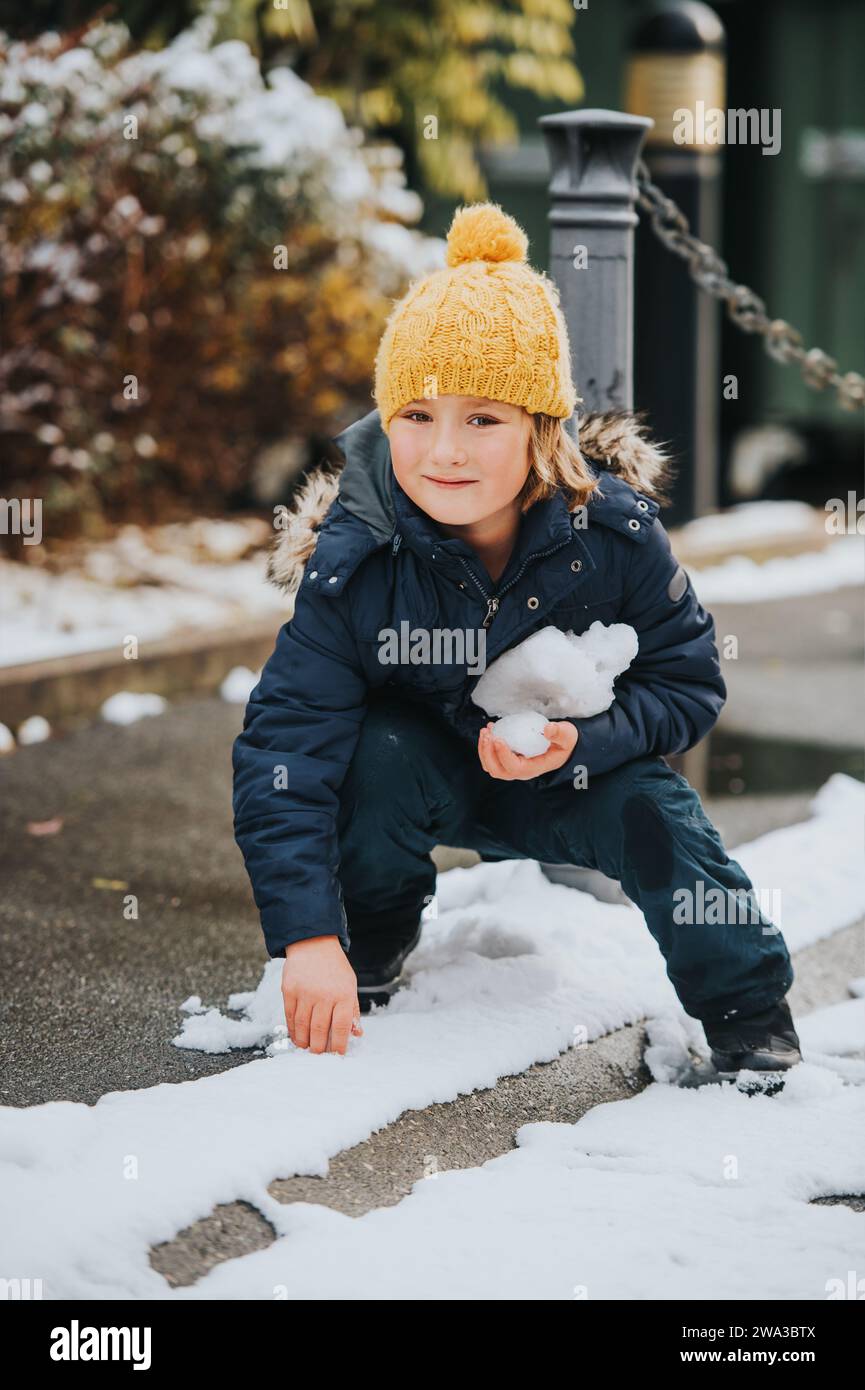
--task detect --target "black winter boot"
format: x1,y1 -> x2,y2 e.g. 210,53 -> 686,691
347,922 -> 423,1013
703,997 -> 802,1075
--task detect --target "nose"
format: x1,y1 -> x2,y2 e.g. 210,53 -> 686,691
427,425 -> 468,470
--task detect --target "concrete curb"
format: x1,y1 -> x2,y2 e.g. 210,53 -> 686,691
671,512 -> 832,570
0,616 -> 282,730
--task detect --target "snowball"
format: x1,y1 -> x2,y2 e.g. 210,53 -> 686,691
472,622 -> 638,723
0,723 -> 15,753
220,665 -> 259,703
100,691 -> 167,725
18,715 -> 51,744
491,710 -> 550,756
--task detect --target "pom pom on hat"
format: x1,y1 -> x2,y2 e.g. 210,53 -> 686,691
445,202 -> 529,267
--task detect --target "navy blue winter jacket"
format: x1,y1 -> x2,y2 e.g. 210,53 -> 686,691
232,407 -> 726,957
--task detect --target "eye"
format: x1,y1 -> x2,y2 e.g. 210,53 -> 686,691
469,415 -> 499,427
403,409 -> 431,422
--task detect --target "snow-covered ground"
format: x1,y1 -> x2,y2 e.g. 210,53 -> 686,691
1,774 -> 862,1300
677,499 -> 819,550
688,534 -> 863,604
0,522 -> 286,668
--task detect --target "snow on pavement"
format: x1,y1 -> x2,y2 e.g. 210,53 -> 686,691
0,775 -> 862,1299
0,544 -> 285,668
688,534 -> 863,604
100,692 -> 168,725
179,1048 -> 864,1301
677,500 -> 820,549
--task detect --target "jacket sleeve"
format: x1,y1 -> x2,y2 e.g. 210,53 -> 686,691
533,519 -> 726,789
232,581 -> 369,957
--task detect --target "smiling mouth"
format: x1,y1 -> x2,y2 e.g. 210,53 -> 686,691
424,476 -> 477,487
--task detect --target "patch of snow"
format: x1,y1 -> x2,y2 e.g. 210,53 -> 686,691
798,998 -> 864,1061
100,692 -> 167,725
0,548 -> 285,668
688,536 -> 863,603
679,500 -> 818,549
220,666 -> 259,704
17,715 -> 51,744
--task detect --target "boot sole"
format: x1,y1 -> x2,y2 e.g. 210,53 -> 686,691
678,1061 -> 789,1095
709,1047 -> 802,1073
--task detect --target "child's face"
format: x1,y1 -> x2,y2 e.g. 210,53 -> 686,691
388,395 -> 532,526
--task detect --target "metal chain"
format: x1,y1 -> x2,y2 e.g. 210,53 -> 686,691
635,159 -> 865,412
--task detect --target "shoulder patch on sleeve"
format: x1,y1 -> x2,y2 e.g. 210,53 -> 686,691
667,564 -> 688,602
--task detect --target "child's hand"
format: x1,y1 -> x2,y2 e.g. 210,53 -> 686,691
478,720 -> 579,781
282,936 -> 364,1055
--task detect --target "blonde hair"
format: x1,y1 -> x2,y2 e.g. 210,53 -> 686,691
516,413 -> 599,514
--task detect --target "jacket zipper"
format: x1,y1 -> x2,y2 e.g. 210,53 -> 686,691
457,540 -> 571,629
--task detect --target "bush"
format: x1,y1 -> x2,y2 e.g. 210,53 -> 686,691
0,6 -> 443,548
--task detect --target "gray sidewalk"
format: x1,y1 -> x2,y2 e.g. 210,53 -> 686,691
709,586 -> 863,751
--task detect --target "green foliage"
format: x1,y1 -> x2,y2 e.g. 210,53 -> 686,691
0,0 -> 585,200
244,0 -> 585,200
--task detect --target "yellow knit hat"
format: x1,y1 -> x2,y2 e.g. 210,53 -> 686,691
373,202 -> 578,434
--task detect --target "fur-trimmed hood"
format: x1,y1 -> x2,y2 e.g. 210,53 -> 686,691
266,407 -> 672,603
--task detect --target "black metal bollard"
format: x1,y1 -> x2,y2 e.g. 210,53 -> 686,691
539,108 -> 653,431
